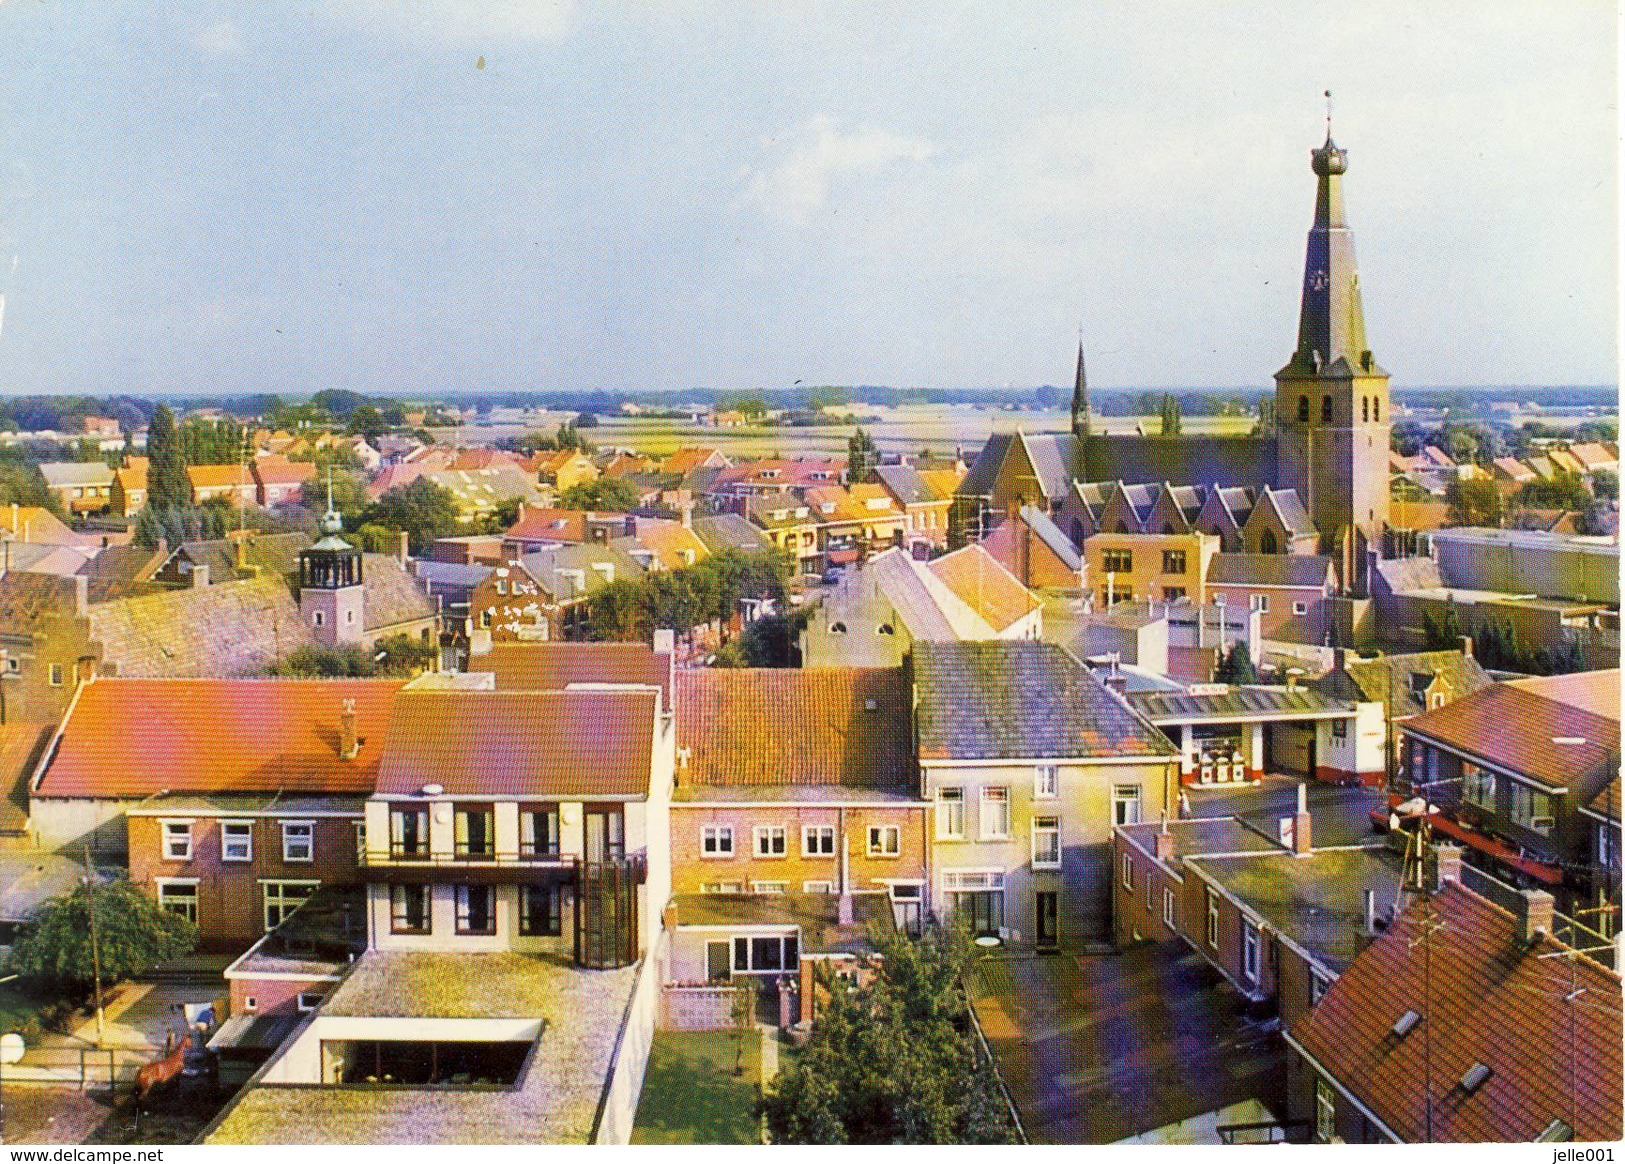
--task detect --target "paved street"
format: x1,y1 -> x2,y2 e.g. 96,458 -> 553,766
969,945 -> 1285,1143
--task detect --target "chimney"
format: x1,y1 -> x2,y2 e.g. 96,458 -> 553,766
652,628 -> 675,655
1332,646 -> 1346,673
340,698 -> 359,760
398,529 -> 410,567
190,564 -> 209,589
1154,815 -> 1176,861
1291,781 -> 1313,855
1516,888 -> 1555,943
1364,888 -> 1378,934
74,573 -> 89,617
1459,634 -> 1473,660
234,534 -> 249,572
1431,842 -> 1463,893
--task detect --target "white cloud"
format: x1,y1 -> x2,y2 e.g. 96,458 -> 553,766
744,116 -> 938,225
193,19 -> 242,56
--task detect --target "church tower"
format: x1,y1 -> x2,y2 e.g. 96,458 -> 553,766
1273,123 -> 1391,591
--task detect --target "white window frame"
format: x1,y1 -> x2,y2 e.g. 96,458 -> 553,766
802,825 -> 836,857
1206,892 -> 1220,949
263,880 -> 320,933
161,820 -> 194,862
702,882 -> 742,895
936,787 -> 965,840
1242,919 -> 1261,983
156,878 -> 199,924
753,825 -> 787,858
868,824 -> 901,857
1112,784 -> 1143,827
1120,851 -> 1134,890
750,881 -> 788,895
802,880 -> 834,894
1292,600 -> 1308,616
1033,766 -> 1058,799
701,824 -> 735,858
1163,887 -> 1176,927
979,786 -> 1011,841
48,663 -> 63,687
296,992 -> 322,1013
1249,594 -> 1269,613
221,820 -> 253,863
281,820 -> 315,863
312,609 -> 325,627
1031,816 -> 1061,870
1315,1078 -> 1336,1142
243,996 -> 258,1013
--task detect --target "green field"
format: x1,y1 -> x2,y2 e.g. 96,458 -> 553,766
631,1030 -> 764,1145
588,406 -> 1258,461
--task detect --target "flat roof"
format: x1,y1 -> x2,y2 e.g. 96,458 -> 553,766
1190,844 -> 1405,975
207,950 -> 638,1144
672,891 -> 895,955
673,783 -> 924,805
1129,684 -> 1352,724
1117,817 -> 1282,866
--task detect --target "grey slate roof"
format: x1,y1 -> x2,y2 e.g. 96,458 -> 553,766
1019,505 -> 1083,570
1128,684 -> 1353,723
958,433 -> 1013,498
1374,555 -> 1446,594
873,463 -> 941,506
1313,649 -> 1493,719
517,543 -> 647,602
1017,433 -> 1079,500
1267,488 -> 1317,538
38,461 -> 114,488
1208,553 -> 1334,589
359,553 -> 437,632
692,513 -> 774,554
913,640 -> 1176,762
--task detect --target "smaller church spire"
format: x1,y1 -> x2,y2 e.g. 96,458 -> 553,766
1071,331 -> 1090,442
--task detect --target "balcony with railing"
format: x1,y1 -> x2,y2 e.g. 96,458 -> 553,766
360,842 -> 647,889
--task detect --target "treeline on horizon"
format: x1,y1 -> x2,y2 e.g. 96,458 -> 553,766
0,383 -> 1612,433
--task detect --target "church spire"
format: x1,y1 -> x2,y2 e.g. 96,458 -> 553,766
1070,332 -> 1090,442
1282,104 -> 1380,379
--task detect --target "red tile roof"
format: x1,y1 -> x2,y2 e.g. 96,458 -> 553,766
504,508 -> 589,543
481,641 -> 673,702
1403,682 -> 1619,791
675,668 -> 915,789
34,678 -> 404,799
0,723 -> 53,832
251,455 -> 317,486
374,689 -> 657,798
1290,882 -> 1623,1143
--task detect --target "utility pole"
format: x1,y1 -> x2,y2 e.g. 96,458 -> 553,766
82,844 -> 106,1048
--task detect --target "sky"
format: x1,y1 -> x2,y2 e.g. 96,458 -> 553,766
0,2 -> 1615,396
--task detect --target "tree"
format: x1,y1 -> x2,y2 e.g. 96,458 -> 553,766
8,880 -> 197,992
363,477 -> 461,553
1519,472 -> 1591,512
760,927 -> 1018,1144
146,405 -> 193,511
1214,642 -> 1259,684
560,477 -> 642,513
730,977 -> 759,1075
1160,394 -> 1182,436
1445,478 -> 1503,528
847,426 -> 879,484
347,405 -> 388,444
1592,469 -> 1618,501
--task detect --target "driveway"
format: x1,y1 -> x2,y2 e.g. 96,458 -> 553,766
1187,775 -> 1383,848
968,944 -> 1285,1143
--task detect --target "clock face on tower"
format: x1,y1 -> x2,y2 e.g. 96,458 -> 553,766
1309,269 -> 1329,291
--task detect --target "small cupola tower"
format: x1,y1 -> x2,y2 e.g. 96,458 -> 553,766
299,482 -> 365,647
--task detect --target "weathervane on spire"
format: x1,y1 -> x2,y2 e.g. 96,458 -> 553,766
1324,89 -> 1333,139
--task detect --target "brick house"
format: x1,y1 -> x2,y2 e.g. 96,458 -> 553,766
665,667 -> 925,1020
979,505 -> 1085,591
913,640 -> 1179,948
251,455 -> 318,508
187,464 -> 257,507
1285,879 -> 1622,1143
28,677 -> 402,947
1204,553 -> 1336,643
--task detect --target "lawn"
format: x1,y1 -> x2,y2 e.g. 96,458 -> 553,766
0,977 -> 52,1033
631,1030 -> 763,1145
